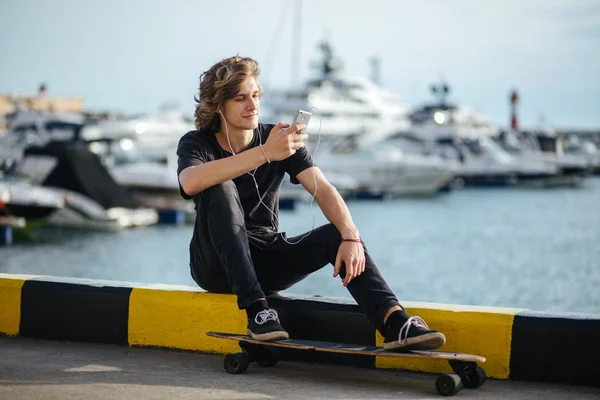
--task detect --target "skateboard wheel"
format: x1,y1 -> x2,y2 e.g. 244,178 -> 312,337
257,346 -> 280,367
224,352 -> 249,374
461,367 -> 487,389
436,373 -> 462,396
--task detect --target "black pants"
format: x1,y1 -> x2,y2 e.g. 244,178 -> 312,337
189,180 -> 400,333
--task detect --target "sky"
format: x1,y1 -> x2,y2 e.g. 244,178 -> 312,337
1,0 -> 599,130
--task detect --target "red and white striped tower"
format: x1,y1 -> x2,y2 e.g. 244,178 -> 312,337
510,90 -> 519,132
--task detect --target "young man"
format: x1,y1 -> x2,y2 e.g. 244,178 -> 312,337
177,56 -> 446,351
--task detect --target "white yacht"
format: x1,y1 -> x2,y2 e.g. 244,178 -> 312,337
563,133 -> 600,174
279,170 -> 360,205
409,82 -> 499,140
434,136 -> 559,187
0,110 -> 87,168
81,109 -> 195,161
316,139 -> 458,197
261,41 -> 412,144
14,144 -> 158,231
0,180 -> 64,220
499,129 -> 589,186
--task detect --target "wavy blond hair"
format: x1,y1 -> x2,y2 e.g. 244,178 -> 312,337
194,56 -> 263,131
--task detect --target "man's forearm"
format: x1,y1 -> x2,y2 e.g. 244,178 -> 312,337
315,184 -> 360,239
179,147 -> 267,196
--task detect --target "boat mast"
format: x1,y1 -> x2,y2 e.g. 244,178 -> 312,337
291,0 -> 302,88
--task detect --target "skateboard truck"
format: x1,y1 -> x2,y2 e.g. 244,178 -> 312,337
224,341 -> 282,374
435,360 -> 487,396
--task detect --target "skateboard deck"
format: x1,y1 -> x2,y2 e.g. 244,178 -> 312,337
207,331 -> 487,396
207,331 -> 485,362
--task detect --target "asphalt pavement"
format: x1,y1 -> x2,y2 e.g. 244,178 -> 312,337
1,336 -> 599,399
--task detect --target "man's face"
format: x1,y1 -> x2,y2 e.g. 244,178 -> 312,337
221,77 -> 260,131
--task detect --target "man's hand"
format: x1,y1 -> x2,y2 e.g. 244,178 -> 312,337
333,241 -> 366,287
263,123 -> 308,161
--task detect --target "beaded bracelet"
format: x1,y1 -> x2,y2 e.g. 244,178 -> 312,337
342,238 -> 363,244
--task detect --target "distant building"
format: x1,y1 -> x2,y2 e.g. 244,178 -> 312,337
0,84 -> 84,131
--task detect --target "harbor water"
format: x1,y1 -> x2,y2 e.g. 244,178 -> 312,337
2,177 -> 599,314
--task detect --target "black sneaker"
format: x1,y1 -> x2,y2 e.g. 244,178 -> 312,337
247,308 -> 289,341
383,316 -> 446,351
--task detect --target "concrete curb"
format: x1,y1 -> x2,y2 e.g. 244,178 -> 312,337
1,273 -> 598,387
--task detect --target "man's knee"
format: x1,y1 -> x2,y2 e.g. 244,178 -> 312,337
319,223 -> 343,258
323,223 -> 342,242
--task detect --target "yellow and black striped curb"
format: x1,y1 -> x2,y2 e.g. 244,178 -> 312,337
1,273 -> 598,386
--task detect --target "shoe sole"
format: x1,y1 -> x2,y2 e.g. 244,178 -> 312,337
247,329 -> 289,341
382,332 -> 446,351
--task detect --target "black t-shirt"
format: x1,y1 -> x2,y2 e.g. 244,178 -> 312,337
176,123 -> 313,245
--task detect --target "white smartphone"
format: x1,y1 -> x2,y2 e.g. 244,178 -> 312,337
291,109 -> 311,133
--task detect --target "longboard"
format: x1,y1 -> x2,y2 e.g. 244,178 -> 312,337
207,331 -> 487,396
